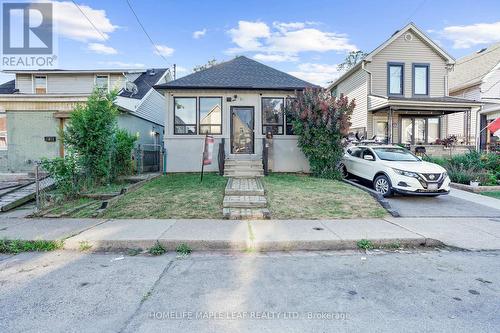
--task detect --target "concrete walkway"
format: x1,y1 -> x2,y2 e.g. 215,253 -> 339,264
1,216 -> 499,252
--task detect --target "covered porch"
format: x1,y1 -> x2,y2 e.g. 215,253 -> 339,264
367,96 -> 481,156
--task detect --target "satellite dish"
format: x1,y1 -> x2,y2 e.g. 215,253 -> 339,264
125,81 -> 138,96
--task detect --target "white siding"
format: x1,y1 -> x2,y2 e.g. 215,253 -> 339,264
335,68 -> 368,129
134,89 -> 165,125
366,28 -> 449,98
448,85 -> 480,140
482,65 -> 500,99
15,74 -> 32,93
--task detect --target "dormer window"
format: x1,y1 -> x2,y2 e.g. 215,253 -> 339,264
387,63 -> 404,96
413,63 -> 429,96
34,75 -> 47,94
95,75 -> 109,92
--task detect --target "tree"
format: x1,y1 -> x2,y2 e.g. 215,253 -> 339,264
337,50 -> 367,72
62,89 -> 119,185
193,58 -> 218,72
285,88 -> 355,179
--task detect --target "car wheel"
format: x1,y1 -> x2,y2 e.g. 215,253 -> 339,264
339,163 -> 349,178
374,175 -> 393,197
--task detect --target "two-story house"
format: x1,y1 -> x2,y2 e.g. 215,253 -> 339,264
328,23 -> 481,156
448,43 -> 500,152
0,68 -> 169,172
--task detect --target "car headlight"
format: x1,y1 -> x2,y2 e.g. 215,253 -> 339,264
393,168 -> 419,178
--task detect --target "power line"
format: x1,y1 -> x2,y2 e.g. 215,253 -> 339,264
125,0 -> 172,67
71,0 -> 108,42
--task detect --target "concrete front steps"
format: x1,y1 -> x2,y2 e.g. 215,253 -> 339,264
223,177 -> 270,220
224,158 -> 264,178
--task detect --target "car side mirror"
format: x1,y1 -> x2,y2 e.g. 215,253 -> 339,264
363,155 -> 374,161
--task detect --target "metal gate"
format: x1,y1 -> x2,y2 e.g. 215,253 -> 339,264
134,144 -> 162,174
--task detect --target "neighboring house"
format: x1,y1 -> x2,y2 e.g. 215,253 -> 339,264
328,23 -> 481,156
0,68 -> 169,172
154,56 -> 318,173
448,43 -> 500,151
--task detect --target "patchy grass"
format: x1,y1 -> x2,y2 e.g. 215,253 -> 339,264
78,241 -> 92,252
0,239 -> 64,254
101,173 -> 226,219
176,243 -> 192,255
149,241 -> 166,256
480,191 -> 500,199
357,239 -> 374,250
263,174 -> 386,219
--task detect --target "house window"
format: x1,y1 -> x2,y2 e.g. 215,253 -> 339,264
285,97 -> 296,135
0,113 -> 6,149
375,121 -> 388,142
199,97 -> 222,135
174,97 -> 197,134
413,64 -> 429,95
34,75 -> 46,94
400,117 -> 440,144
95,75 -> 109,92
262,97 -> 284,135
388,63 -> 404,95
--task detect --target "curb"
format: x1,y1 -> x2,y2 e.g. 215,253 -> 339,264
342,179 -> 400,217
62,237 -> 438,253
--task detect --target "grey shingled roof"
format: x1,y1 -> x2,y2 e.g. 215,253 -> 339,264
119,68 -> 167,99
449,43 -> 500,91
155,56 -> 319,90
0,80 -> 16,94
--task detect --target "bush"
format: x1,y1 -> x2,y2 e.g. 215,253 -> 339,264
112,129 -> 137,177
285,89 -> 354,179
41,154 -> 80,197
428,151 -> 500,185
63,89 -> 118,185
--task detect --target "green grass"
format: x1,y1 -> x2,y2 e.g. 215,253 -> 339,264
176,243 -> 192,255
263,174 -> 387,219
0,239 -> 64,254
357,239 -> 374,250
149,241 -> 166,256
480,191 -> 500,199
100,173 -> 226,219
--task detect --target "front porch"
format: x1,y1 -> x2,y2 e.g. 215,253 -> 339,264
365,95 -> 480,156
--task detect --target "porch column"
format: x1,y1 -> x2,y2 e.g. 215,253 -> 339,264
387,107 -> 393,144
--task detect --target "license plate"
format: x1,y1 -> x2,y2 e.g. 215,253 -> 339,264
427,184 -> 438,191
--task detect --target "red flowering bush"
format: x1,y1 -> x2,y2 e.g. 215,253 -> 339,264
285,88 -> 355,179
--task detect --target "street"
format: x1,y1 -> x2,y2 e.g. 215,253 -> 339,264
0,250 -> 498,333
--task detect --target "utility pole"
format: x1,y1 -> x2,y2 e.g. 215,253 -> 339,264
173,64 -> 176,80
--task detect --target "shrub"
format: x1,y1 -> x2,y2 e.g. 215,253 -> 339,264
41,154 -> 80,197
112,129 -> 137,177
285,89 -> 354,179
63,89 -> 118,186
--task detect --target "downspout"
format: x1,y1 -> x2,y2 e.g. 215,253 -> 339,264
361,61 -> 373,137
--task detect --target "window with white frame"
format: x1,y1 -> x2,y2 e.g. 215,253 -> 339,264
95,75 -> 109,92
34,75 -> 46,94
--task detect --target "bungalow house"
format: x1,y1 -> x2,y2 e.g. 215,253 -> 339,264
155,56 -> 317,174
0,68 -> 169,172
328,23 -> 481,156
448,43 -> 500,152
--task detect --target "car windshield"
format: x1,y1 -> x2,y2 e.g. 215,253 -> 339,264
372,148 -> 420,161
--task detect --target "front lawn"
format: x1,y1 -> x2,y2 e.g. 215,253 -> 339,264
480,191 -> 500,199
101,173 -> 227,219
263,174 -> 387,219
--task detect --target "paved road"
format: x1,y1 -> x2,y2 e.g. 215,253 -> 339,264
0,250 -> 498,332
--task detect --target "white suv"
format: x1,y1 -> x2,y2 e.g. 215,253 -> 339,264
340,145 -> 450,197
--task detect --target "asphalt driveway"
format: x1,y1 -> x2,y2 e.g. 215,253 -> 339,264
346,178 -> 500,218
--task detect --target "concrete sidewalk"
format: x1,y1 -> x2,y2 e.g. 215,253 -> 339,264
1,216 -> 499,252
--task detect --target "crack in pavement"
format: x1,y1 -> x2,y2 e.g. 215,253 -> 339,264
117,256 -> 176,333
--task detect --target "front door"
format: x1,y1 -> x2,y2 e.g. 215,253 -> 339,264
231,106 -> 254,154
